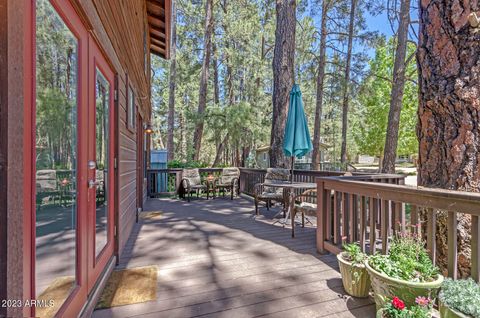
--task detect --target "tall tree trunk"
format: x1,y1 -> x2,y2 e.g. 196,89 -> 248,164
311,0 -> 331,170
192,0 -> 214,161
212,134 -> 228,167
381,0 -> 410,173
167,0 -> 177,161
212,41 -> 220,105
340,0 -> 356,164
179,108 -> 186,160
270,0 -> 296,169
418,0 -> 480,278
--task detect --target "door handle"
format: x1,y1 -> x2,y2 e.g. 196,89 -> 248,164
88,180 -> 100,188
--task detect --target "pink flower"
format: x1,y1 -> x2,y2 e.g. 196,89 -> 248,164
415,296 -> 431,307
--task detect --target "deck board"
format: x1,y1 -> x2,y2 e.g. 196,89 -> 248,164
92,197 -> 375,318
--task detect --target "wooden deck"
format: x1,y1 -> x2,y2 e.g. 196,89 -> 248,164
92,196 -> 375,318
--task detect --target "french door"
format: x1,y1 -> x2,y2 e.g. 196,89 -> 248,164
34,1 -> 116,316
87,37 -> 115,291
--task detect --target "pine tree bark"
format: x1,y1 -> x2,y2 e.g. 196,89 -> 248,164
381,0 -> 410,173
340,0 -> 356,164
270,0 -> 296,169
311,0 -> 331,170
192,0 -> 214,161
213,134 -> 228,167
167,0 -> 177,161
418,0 -> 480,277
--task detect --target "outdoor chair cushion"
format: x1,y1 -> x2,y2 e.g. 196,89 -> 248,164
295,202 -> 317,217
264,168 -> 290,195
217,167 -> 240,186
36,169 -> 57,192
182,169 -> 202,187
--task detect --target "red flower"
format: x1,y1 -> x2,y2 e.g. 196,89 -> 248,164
392,297 -> 405,310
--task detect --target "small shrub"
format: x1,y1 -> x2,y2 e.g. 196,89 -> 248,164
167,160 -> 209,169
342,243 -> 367,266
369,233 -> 438,282
439,278 -> 480,318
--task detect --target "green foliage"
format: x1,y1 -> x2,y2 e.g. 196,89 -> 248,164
439,278 -> 480,318
382,296 -> 432,318
355,39 -> 418,158
167,160 -> 209,169
369,233 -> 438,282
342,243 -> 367,266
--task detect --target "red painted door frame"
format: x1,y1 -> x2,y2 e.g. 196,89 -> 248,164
87,35 -> 116,291
26,0 -> 116,316
137,113 -> 144,210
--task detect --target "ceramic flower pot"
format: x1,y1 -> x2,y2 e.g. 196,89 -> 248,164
337,252 -> 371,298
365,260 -> 444,311
439,302 -> 472,318
376,308 -> 385,318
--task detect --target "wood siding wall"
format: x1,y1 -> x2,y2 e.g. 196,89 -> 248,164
77,0 -> 152,256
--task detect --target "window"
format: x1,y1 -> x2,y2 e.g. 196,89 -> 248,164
127,84 -> 136,131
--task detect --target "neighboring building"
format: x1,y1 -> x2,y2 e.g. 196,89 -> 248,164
255,142 -> 329,170
1,1 -> 171,317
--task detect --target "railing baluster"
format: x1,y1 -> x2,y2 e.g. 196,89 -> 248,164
333,191 -> 341,245
359,196 -> 366,253
348,194 -> 355,243
326,189 -> 332,242
447,211 -> 458,279
342,192 -> 348,241
381,200 -> 389,254
472,215 -> 479,282
370,198 -> 377,254
426,208 -> 436,266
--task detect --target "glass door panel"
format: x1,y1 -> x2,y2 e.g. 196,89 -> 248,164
35,0 -> 78,313
94,69 -> 110,257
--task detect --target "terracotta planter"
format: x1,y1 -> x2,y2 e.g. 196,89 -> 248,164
439,302 -> 472,318
365,260 -> 444,311
337,253 -> 371,298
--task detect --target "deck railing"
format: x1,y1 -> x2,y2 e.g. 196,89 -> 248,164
316,177 -> 480,282
147,167 -> 406,199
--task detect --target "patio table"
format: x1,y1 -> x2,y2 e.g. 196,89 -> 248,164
265,182 -> 316,238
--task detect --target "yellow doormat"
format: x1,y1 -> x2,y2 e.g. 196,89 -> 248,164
95,265 -> 158,309
36,276 -> 75,318
140,211 -> 163,220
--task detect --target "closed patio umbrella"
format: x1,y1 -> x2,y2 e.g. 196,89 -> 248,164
283,84 -> 313,182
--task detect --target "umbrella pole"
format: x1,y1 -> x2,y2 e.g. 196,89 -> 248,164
291,156 -> 294,183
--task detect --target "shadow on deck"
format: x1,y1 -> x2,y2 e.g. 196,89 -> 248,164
92,196 -> 375,318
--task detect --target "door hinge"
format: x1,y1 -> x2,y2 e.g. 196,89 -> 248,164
114,88 -> 118,102
114,157 -> 118,169
114,225 -> 117,237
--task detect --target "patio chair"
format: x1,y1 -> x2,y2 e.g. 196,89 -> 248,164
215,167 -> 240,200
253,168 -> 290,215
293,189 -> 317,229
36,169 -> 60,209
181,168 -> 207,202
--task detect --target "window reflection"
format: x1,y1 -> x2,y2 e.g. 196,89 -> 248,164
35,0 -> 77,313
95,69 -> 110,257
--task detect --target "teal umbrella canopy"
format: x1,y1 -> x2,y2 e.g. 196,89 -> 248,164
283,84 -> 313,158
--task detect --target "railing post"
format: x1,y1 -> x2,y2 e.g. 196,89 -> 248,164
447,211 -> 458,279
472,215 -> 479,282
316,179 -> 326,254
175,170 -> 182,195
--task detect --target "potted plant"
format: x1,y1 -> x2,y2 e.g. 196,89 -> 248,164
377,296 -> 433,317
365,232 -> 443,310
438,278 -> 480,318
337,242 -> 371,298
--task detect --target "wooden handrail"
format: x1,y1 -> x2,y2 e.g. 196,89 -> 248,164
316,176 -> 480,282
